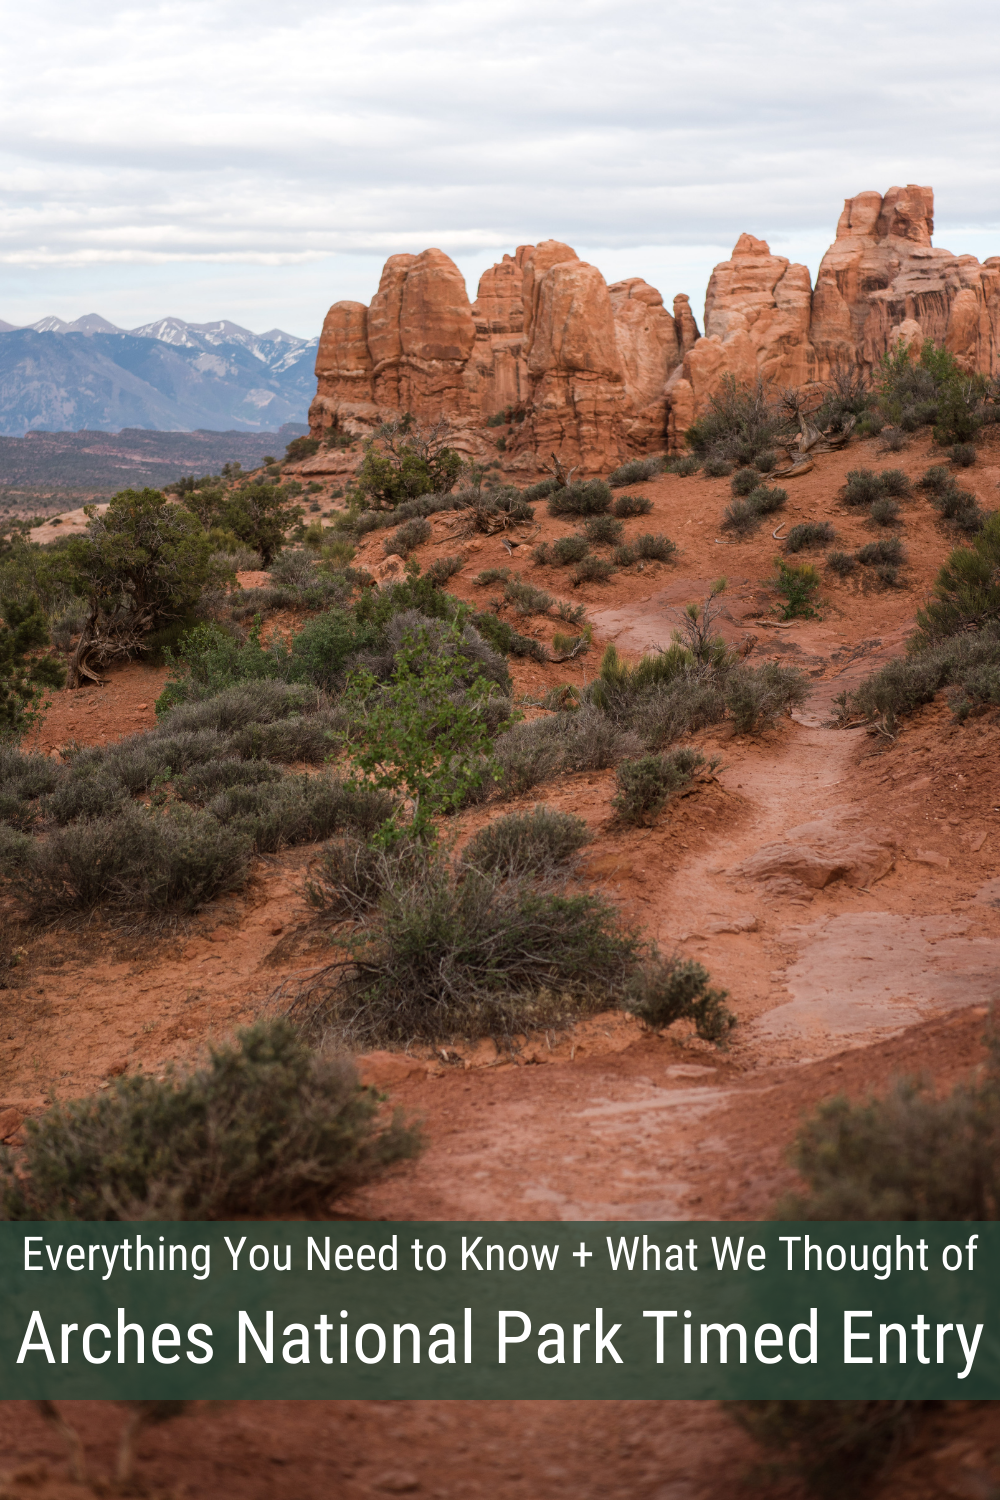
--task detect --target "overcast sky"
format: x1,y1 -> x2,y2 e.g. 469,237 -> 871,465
2,0 -> 999,336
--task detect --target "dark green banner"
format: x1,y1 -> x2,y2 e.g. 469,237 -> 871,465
2,1222 -> 996,1399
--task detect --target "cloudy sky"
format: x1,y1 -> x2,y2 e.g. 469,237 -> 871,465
2,0 -> 999,336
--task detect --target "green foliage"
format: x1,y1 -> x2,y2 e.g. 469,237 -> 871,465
612,747 -> 705,824
724,661 -> 809,732
0,596 -> 66,740
665,455 -> 700,476
590,641 -> 693,715
611,493 -> 653,518
785,522 -> 835,552
607,457 -> 665,487
206,773 -> 395,854
0,1019 -> 419,1220
772,557 -> 821,619
914,510 -> 1000,641
583,514 -> 624,546
340,619 -> 506,842
857,536 -> 905,568
471,611 -> 548,663
547,480 -> 612,517
703,456 -> 734,477
626,954 -> 734,1043
875,339 -> 988,444
868,496 -> 901,527
950,442 -> 977,467
504,577 -> 555,615
730,466 -> 762,497
850,624 -> 1000,733
612,544 -> 636,567
355,417 -> 463,511
461,805 -> 591,877
284,435 -> 320,463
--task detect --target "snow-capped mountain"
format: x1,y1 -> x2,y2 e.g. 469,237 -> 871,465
0,314 -> 320,435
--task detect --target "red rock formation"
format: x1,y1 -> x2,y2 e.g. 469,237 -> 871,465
664,186 -> 1000,448
309,238 -> 686,473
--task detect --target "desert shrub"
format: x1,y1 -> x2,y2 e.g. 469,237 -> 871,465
725,1402 -> 924,1500
918,464 -> 951,496
612,544 -> 637,567
665,456 -> 700,476
857,536 -> 905,568
876,339 -> 988,444
471,611 -> 547,663
1,595 -> 67,739
295,861 -> 642,1046
877,468 -> 910,497
425,555 -> 464,587
173,758 -> 284,804
227,712 -> 342,764
158,678 -> 312,732
154,620 -> 285,709
612,747 -> 705,824
462,805 -> 590,877
851,624 -> 1000,732
535,534 -> 589,567
207,774 -> 393,853
827,550 -> 856,576
14,804 -> 251,915
772,558 -> 821,619
570,555 -> 616,586
355,416 -> 462,510
0,1019 -> 419,1220
504,577 -> 555,616
813,360 -> 875,433
475,566 -> 512,587
0,746 -> 60,825
755,449 -> 777,473
632,532 -> 677,562
730,467 -> 762,497
208,482 -> 303,567
44,771 -> 131,824
491,706 -> 639,797
305,833 -> 401,919
385,517 -> 431,557
746,484 -> 787,515
0,823 -> 33,871
914,511 -> 1000,640
725,661 -> 808,732
933,482 -> 985,533
284,435 -> 321,463
608,457 -> 664,487
611,494 -> 653,518
521,477 -> 559,501
868,496 -> 901,527
627,678 -> 728,747
268,549 -> 317,586
287,608 -> 380,691
589,642 -> 693,716
703,456 -> 734,477
720,499 -> 760,537
950,442 -> 977,467
878,426 -> 908,452
842,469 -> 883,507
583,514 -> 624,546
684,375 -> 785,467
785,522 -> 834,552
626,955 -> 734,1043
547,480 -> 612,517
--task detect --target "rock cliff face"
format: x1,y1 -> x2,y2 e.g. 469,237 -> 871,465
666,185 -> 1000,447
309,240 -> 696,473
309,185 -> 1000,468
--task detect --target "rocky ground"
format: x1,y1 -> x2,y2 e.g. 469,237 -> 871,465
3,427 -> 1000,1496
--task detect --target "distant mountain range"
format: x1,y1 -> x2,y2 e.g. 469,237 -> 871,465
0,314 -> 319,436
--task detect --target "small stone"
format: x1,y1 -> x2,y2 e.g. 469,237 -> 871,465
0,1107 -> 24,1141
373,1473 -> 420,1493
912,849 -> 950,869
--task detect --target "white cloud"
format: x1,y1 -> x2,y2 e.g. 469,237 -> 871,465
1,0 -> 999,333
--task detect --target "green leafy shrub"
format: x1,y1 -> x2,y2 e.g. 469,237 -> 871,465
0,1019 -> 419,1220
626,955 -> 734,1043
1,596 -> 66,740
827,550 -> 856,576
385,517 -> 432,556
547,480 -> 612,517
471,612 -> 548,663
583,514 -> 624,546
461,805 -> 590,877
632,533 -> 677,562
607,457 -> 664,487
212,482 -> 303,566
730,467 -> 763,497
914,511 -> 1000,641
284,435 -> 321,463
611,494 -> 653,518
570,555 -> 616,586
612,747 -> 705,824
355,416 -> 462,510
772,558 -> 821,619
785,522 -> 835,552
